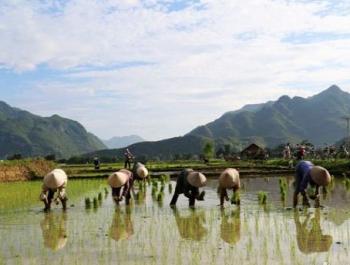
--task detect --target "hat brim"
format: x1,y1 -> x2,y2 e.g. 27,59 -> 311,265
310,166 -> 331,186
187,172 -> 207,188
108,171 -> 129,188
136,166 -> 148,178
219,168 -> 240,189
44,169 -> 67,189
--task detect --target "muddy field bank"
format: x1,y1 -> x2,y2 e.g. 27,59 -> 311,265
0,160 -> 55,182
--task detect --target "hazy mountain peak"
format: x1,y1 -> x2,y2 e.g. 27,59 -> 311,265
328,84 -> 342,92
277,95 -> 291,103
317,84 -> 345,96
103,135 -> 145,149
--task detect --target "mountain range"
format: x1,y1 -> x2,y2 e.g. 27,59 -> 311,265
86,85 -> 350,160
103,135 -> 145,149
0,101 -> 106,159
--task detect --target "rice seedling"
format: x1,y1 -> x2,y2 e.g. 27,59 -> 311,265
279,178 -> 288,202
152,180 -> 159,189
93,197 -> 98,208
306,186 -> 316,197
157,192 -> 163,201
98,192 -> 103,201
160,174 -> 170,183
258,191 -> 267,205
230,191 -> 240,205
151,186 -> 158,198
85,197 -> 91,209
104,187 -> 109,198
343,178 -> 350,190
168,183 -> 173,193
160,185 -> 165,193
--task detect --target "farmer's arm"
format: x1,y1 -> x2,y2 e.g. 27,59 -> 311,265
122,173 -> 134,196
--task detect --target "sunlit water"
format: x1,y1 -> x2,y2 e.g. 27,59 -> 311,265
1,177 -> 350,265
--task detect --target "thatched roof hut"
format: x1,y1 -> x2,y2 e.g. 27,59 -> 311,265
240,143 -> 266,159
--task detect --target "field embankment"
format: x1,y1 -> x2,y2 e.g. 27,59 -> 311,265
0,159 -> 55,182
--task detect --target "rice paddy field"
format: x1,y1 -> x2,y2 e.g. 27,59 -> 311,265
1,175 -> 350,265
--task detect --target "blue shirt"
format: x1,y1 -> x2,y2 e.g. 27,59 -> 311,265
295,161 -> 314,193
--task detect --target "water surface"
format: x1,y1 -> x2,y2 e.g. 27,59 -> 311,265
1,177 -> 350,265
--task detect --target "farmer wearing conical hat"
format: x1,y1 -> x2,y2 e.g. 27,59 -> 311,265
108,163 -> 149,205
40,169 -> 68,211
108,169 -> 134,205
132,162 -> 149,180
293,160 -> 331,208
170,169 -> 206,207
218,168 -> 240,207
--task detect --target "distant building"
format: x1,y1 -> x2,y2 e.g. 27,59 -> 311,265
240,143 -> 267,160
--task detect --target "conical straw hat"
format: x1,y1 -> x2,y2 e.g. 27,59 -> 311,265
310,166 -> 331,186
108,170 -> 130,188
187,171 -> 207,188
44,169 -> 68,189
219,168 -> 240,189
136,164 -> 148,178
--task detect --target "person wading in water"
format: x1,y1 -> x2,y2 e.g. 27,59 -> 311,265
170,169 -> 206,208
40,169 -> 68,211
293,160 -> 331,208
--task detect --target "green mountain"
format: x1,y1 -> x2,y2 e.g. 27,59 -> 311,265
84,85 -> 350,160
188,85 -> 350,147
0,101 -> 106,159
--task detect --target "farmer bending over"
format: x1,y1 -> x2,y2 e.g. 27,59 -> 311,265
108,169 -> 134,205
218,168 -> 240,207
170,169 -> 206,207
293,160 -> 331,208
40,169 -> 68,211
132,162 -> 149,181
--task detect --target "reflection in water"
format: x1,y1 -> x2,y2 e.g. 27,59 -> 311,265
109,207 -> 134,241
40,212 -> 68,251
294,209 -> 332,254
220,208 -> 241,245
173,209 -> 208,241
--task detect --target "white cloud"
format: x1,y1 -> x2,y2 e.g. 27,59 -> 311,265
2,0 -> 350,140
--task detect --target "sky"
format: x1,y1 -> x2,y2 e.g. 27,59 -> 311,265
1,0 -> 350,141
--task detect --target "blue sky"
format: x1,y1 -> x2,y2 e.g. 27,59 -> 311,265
1,0 -> 350,141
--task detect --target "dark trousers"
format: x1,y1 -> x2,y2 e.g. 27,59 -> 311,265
112,187 -> 131,205
44,190 -> 67,211
124,160 -> 131,169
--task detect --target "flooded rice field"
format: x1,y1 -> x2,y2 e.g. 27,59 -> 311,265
1,176 -> 350,265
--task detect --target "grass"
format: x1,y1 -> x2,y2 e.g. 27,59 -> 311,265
258,191 -> 268,205
59,159 -> 295,179
0,179 -> 106,212
343,178 -> 350,190
279,178 -> 288,202
230,191 -> 240,205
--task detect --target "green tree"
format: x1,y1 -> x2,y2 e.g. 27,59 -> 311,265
203,141 -> 214,160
